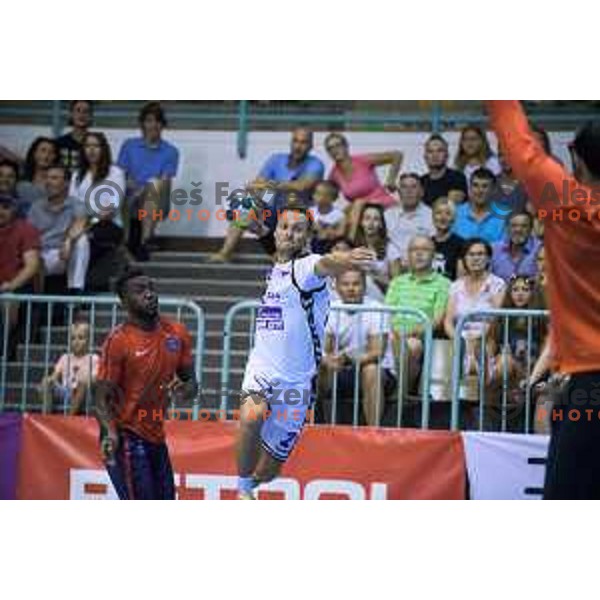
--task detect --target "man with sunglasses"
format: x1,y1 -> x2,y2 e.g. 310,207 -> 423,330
487,101 -> 600,499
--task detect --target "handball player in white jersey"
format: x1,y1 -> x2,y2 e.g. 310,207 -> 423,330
237,205 -> 376,499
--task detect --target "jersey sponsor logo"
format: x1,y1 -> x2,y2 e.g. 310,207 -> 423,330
69,469 -> 388,500
165,336 -> 182,353
256,306 -> 284,331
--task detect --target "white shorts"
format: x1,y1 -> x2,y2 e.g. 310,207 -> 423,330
241,368 -> 315,462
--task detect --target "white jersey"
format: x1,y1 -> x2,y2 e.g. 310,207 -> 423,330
245,254 -> 330,382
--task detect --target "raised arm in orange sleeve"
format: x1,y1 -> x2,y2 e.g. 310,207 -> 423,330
486,101 -> 577,211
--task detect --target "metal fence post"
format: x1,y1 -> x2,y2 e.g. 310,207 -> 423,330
237,100 -> 249,159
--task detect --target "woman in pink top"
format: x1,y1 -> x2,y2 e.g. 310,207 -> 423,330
325,133 -> 403,237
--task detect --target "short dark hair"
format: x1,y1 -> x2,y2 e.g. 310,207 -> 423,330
509,211 -> 534,227
399,172 -> 422,185
69,100 -> 93,113
278,203 -> 315,230
315,180 -> 339,198
139,101 -> 167,127
46,162 -> 67,178
470,167 -> 496,185
0,158 -> 19,177
115,267 -> 146,299
573,121 -> 600,179
425,134 -> 448,149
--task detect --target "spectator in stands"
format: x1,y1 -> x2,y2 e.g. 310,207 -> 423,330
319,268 -> 395,426
28,164 -> 89,294
385,235 -> 450,392
444,239 -> 506,378
431,197 -> 464,281
325,132 -> 402,238
38,321 -> 99,415
491,211 -> 540,282
421,134 -> 468,206
56,101 -> 93,175
492,275 -> 545,393
487,147 -> 529,217
385,173 -> 435,265
0,159 -> 30,218
0,194 -> 41,360
353,203 -> 401,301
310,180 -> 346,254
69,132 -> 129,291
453,168 -> 505,244
210,126 -> 324,262
118,102 -> 179,261
454,126 -> 501,184
69,132 -> 126,226
19,137 -> 58,208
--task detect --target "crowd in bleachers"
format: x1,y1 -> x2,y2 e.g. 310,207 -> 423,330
0,101 -> 556,429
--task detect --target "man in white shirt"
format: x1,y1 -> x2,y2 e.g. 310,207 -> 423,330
237,206 -> 376,499
319,268 -> 396,427
385,173 -> 435,265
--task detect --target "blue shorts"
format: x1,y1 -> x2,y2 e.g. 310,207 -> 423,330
105,428 -> 175,500
241,370 -> 315,462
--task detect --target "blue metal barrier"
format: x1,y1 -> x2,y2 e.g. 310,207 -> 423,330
449,308 -> 549,433
0,294 -> 204,417
220,300 -> 433,428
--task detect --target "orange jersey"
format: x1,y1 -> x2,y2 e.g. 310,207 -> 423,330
97,318 -> 194,443
487,101 -> 600,374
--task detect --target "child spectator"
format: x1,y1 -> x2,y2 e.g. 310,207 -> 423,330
310,181 -> 345,254
492,275 -> 545,390
431,197 -> 464,280
38,322 -> 99,415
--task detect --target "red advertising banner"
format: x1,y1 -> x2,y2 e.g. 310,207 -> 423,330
17,415 -> 466,499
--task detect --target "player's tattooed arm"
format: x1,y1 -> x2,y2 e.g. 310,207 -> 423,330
315,247 -> 378,277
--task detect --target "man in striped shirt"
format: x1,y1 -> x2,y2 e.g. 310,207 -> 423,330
385,235 -> 450,391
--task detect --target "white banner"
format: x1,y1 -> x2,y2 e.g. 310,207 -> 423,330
463,432 -> 550,500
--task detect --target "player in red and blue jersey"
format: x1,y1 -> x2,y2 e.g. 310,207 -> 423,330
95,268 -> 198,500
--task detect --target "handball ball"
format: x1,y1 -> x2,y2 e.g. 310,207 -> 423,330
225,191 -> 261,230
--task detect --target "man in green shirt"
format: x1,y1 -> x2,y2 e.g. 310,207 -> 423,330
385,235 -> 450,391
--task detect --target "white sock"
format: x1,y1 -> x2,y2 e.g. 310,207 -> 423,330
238,476 -> 258,494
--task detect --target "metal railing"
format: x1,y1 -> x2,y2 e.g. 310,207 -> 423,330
449,308 -> 549,433
220,300 -> 434,428
0,294 -> 204,418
